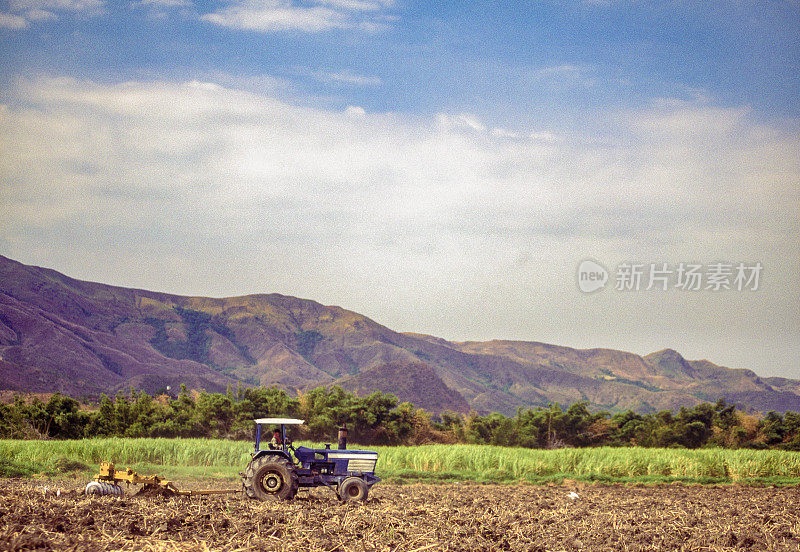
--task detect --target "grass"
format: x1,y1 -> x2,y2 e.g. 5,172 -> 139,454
0,438 -> 251,480
3,439 -> 800,485
374,444 -> 800,485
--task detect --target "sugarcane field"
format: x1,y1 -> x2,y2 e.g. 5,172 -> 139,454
4,426 -> 800,551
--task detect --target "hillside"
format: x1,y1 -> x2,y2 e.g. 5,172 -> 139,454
336,361 -> 470,413
1,255 -> 799,414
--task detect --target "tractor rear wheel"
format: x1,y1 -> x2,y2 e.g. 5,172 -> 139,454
243,455 -> 298,501
339,477 -> 368,502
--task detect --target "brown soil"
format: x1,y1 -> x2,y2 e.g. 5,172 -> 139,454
1,479 -> 799,551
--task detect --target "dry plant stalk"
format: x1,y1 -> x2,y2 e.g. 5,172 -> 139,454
1,479 -> 799,551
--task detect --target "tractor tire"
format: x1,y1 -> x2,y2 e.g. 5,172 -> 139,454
338,477 -> 368,502
242,454 -> 281,499
244,455 -> 298,501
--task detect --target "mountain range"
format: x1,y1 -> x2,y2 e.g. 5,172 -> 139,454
1,254 -> 799,414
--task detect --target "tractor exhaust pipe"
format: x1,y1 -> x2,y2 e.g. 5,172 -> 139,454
338,424 -> 348,450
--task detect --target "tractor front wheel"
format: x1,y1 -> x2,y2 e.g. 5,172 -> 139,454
338,477 -> 368,502
244,456 -> 298,501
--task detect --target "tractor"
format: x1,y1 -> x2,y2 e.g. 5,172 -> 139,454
241,418 -> 380,502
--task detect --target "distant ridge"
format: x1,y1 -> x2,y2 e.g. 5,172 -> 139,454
336,361 -> 470,413
1,254 -> 799,414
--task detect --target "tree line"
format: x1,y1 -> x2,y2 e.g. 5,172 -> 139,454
2,386 -> 800,450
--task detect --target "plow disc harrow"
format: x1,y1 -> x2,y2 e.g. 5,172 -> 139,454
84,481 -> 124,496
85,461 -> 239,498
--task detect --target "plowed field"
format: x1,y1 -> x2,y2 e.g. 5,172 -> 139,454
1,479 -> 799,551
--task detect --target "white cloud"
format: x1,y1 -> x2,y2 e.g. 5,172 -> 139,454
202,3 -> 342,32
4,76 -> 796,246
200,0 -> 393,33
133,0 -> 194,21
316,0 -> 392,11
316,70 -> 382,86
24,7 -> 57,19
9,0 -> 103,11
436,112 -> 486,132
345,105 -> 366,116
490,128 -> 519,139
0,76 -> 798,378
2,0 -> 102,27
529,131 -> 560,143
0,12 -> 28,27
136,0 -> 191,6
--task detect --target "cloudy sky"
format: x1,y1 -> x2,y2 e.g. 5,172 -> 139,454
0,1 -> 798,378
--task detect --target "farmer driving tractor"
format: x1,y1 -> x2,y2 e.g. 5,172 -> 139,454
268,428 -> 283,449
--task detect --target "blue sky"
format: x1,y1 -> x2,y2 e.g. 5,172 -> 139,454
1,1 -> 798,378
2,1 -> 798,120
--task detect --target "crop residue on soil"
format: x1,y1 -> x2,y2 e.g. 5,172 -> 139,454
1,480 -> 799,551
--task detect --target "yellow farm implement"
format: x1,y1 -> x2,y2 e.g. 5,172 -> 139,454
85,461 -> 239,497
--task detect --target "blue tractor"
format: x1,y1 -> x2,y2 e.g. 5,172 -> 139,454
241,418 -> 380,502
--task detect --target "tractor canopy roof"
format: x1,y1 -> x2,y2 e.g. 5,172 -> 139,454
254,418 -> 305,425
